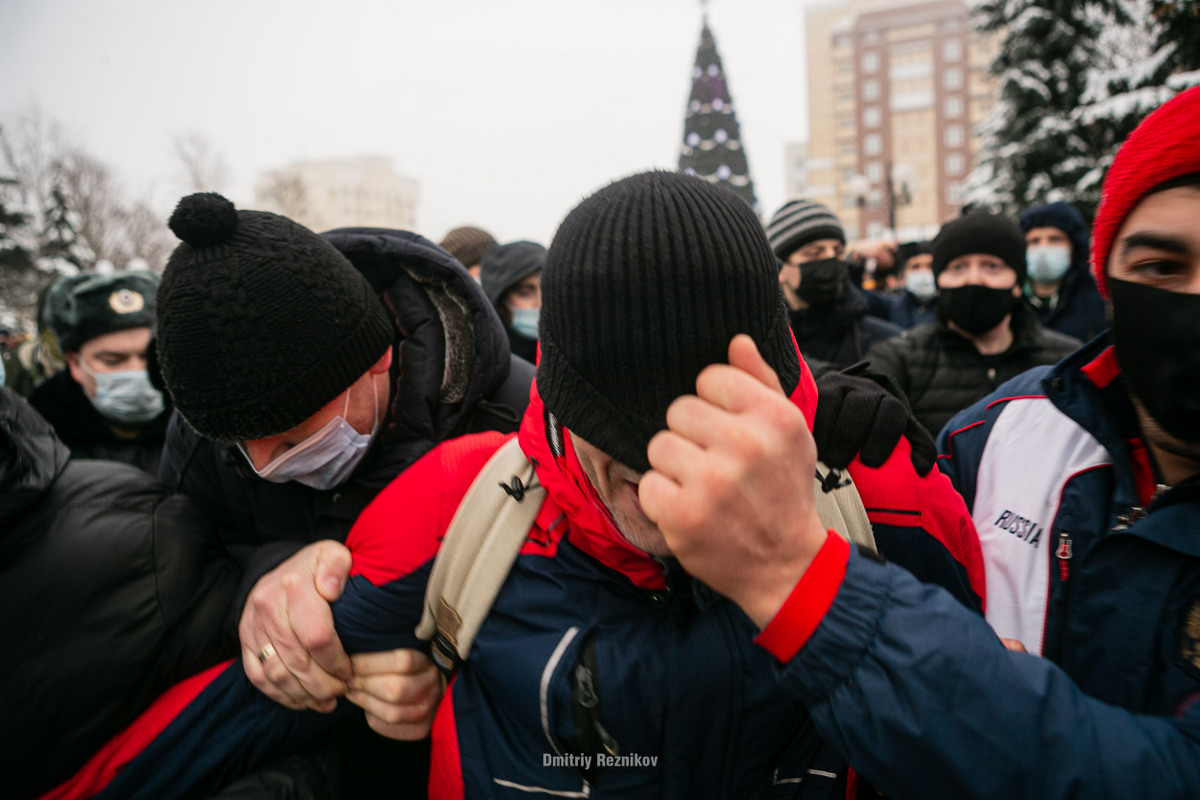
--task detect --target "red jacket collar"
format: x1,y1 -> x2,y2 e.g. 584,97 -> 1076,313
518,335 -> 818,590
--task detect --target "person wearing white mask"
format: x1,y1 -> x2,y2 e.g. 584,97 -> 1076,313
153,193 -> 535,798
886,241 -> 937,330
27,270 -> 171,475
481,239 -> 545,365
1018,201 -> 1107,342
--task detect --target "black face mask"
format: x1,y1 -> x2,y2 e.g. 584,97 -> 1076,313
1110,277 -> 1200,443
795,258 -> 847,308
936,284 -> 1015,335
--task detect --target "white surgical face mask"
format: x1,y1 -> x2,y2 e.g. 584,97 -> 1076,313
79,362 -> 164,425
1026,246 -> 1071,283
241,378 -> 379,491
906,270 -> 937,302
510,307 -> 540,340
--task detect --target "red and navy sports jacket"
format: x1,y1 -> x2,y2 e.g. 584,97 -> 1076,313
758,337 -> 1200,799
45,347 -> 984,799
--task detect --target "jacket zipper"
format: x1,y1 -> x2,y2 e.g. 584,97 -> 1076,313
1044,531 -> 1073,661
1055,531 -> 1073,582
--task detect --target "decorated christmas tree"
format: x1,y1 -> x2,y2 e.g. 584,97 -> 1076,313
678,16 -> 758,213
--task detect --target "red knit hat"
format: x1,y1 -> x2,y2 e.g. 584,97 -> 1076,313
1091,85 -> 1200,298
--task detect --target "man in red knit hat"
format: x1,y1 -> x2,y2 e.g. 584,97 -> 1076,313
643,85 -> 1200,798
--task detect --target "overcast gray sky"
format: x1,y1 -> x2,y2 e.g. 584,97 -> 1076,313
1,0 -> 814,246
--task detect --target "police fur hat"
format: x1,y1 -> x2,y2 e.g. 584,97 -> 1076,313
49,270 -> 160,353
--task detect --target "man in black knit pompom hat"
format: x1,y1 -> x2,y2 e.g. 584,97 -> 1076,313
155,191 -> 535,797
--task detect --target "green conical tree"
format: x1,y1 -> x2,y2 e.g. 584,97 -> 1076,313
678,17 -> 758,213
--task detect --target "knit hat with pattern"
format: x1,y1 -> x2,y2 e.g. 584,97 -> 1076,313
439,226 -> 498,270
157,192 -> 393,441
1091,85 -> 1200,298
764,199 -> 845,261
538,171 -> 801,473
932,212 -> 1027,283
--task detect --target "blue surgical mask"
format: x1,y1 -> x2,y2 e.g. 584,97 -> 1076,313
80,363 -> 164,425
1026,246 -> 1071,283
905,270 -> 937,302
510,307 -> 540,340
241,379 -> 379,491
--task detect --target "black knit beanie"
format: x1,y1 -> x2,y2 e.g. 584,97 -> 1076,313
932,212 -> 1027,284
481,240 -> 546,308
157,193 -> 394,441
538,171 -> 801,473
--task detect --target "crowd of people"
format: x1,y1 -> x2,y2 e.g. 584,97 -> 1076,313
1,84 -> 1199,800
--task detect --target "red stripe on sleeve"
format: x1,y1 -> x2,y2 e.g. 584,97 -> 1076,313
754,530 -> 849,662
39,660 -> 233,800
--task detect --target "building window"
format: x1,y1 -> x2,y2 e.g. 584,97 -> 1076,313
945,125 -> 965,147
862,52 -> 880,73
946,181 -> 965,205
835,34 -> 853,48
943,39 -> 962,61
866,161 -> 883,181
864,134 -> 883,156
944,68 -> 963,90
842,166 -> 857,181
945,95 -> 963,118
862,106 -> 881,128
840,117 -> 855,129
946,153 -> 965,175
862,79 -> 880,100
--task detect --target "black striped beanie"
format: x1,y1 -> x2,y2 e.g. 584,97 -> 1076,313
765,200 -> 845,261
537,171 -> 801,473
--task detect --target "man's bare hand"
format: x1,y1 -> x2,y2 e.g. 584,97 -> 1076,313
239,540 -> 353,712
347,649 -> 443,740
640,335 -> 829,628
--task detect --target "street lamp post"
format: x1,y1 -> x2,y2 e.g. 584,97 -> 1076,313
847,173 -> 871,240
886,162 -> 914,239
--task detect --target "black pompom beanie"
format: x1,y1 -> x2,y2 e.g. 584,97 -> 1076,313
537,171 -> 800,473
932,212 -> 1027,284
157,193 -> 393,441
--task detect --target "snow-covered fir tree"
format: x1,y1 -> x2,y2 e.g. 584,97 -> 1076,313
1072,0 -> 1200,208
966,0 -> 1128,218
678,17 -> 758,213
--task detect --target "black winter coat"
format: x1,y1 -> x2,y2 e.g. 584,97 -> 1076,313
157,229 -> 534,800
0,388 -> 238,799
27,368 -> 172,475
864,303 -> 1081,437
788,282 -> 903,369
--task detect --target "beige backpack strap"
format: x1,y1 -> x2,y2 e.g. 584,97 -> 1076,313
813,461 -> 877,556
416,437 -> 546,674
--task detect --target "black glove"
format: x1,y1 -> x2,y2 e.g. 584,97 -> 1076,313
812,363 -> 936,476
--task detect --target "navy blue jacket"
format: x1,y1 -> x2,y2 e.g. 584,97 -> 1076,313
61,348 -> 985,800
885,291 -> 936,330
760,336 -> 1200,799
1024,266 -> 1108,343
